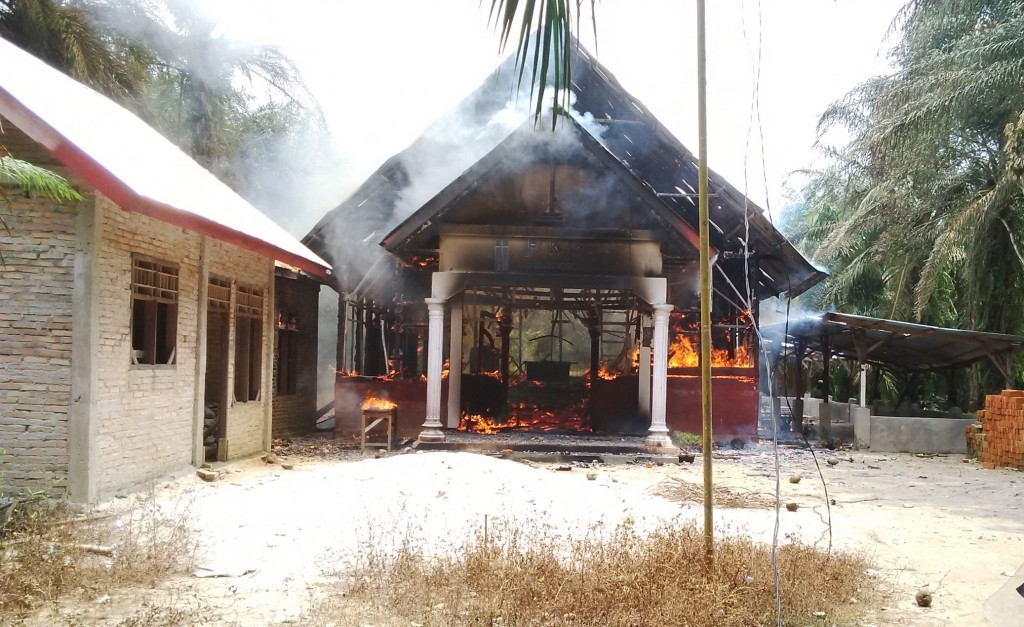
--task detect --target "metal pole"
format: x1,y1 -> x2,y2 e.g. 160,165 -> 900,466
697,0 -> 714,563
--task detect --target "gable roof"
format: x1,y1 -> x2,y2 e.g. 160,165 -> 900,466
379,117 -> 705,258
0,37 -> 330,280
305,41 -> 823,297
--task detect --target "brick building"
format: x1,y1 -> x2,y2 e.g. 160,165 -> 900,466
0,38 -> 330,503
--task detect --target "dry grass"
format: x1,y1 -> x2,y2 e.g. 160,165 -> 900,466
652,477 -> 777,509
0,490 -> 199,622
311,520 -> 875,627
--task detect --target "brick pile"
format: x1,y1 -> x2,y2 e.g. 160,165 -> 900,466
973,390 -> 1024,470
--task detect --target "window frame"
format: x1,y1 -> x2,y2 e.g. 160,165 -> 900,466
233,283 -> 264,402
130,254 -> 179,367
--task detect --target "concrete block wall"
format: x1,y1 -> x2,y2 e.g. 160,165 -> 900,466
207,239 -> 273,460
0,190 -> 80,492
94,198 -> 202,497
272,274 -> 320,437
94,203 -> 274,495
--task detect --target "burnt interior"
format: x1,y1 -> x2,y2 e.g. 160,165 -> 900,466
308,44 -> 825,439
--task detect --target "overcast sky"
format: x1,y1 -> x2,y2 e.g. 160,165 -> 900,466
209,0 -> 906,235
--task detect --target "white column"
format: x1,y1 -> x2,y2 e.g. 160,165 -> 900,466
419,297 -> 446,442
645,304 -> 674,449
446,294 -> 463,428
859,363 -> 867,408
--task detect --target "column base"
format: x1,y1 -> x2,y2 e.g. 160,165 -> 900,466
643,432 -> 675,451
417,426 -> 446,443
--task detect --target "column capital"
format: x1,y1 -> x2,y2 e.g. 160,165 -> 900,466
652,303 -> 674,316
425,297 -> 446,310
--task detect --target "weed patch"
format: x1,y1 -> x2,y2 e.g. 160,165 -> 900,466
313,521 -> 875,627
0,490 -> 199,621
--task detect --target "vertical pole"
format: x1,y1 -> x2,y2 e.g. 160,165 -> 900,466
419,298 -> 446,443
638,315 -> 652,420
860,364 -> 868,408
499,306 -> 513,398
696,0 -> 714,563
336,292 -> 347,375
792,341 -> 805,434
447,293 -> 464,428
191,237 -> 209,466
262,262 -> 275,451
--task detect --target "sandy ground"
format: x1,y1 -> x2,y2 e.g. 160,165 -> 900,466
21,438 -> 1024,626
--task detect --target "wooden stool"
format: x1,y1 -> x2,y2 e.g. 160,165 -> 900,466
361,407 -> 397,451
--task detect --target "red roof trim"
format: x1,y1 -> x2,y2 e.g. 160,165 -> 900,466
0,86 -> 330,280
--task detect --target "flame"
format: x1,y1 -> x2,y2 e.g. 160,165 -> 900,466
631,332 -> 753,370
585,365 -> 621,381
361,395 -> 396,411
459,404 -> 590,434
667,333 -> 751,368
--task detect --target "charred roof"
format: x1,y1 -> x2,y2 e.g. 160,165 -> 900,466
303,41 -> 824,300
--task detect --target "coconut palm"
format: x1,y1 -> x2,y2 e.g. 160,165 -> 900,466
788,0 -> 1024,398
0,0 -> 150,100
98,0 -> 314,178
488,0 -> 595,127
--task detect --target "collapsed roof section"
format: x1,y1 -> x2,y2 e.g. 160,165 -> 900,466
0,37 -> 330,279
303,40 -> 824,299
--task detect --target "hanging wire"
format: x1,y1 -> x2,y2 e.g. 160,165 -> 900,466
733,1 -> 839,619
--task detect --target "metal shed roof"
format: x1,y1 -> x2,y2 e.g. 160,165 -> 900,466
764,312 -> 1024,375
0,37 -> 330,279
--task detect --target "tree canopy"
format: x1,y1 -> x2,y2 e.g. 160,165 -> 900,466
785,0 -> 1024,399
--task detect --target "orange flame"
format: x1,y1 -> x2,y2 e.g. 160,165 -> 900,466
361,395 -> 396,411
459,405 -> 590,434
668,333 -> 751,368
631,333 -> 753,369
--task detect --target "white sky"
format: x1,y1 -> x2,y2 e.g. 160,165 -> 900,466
209,0 -> 905,232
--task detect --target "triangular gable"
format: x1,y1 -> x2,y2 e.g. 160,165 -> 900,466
380,116 -> 706,260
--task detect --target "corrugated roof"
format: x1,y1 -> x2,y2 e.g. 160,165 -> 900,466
0,37 -> 330,279
763,312 -> 1024,373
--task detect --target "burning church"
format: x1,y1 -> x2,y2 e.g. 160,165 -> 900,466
304,44 -> 824,447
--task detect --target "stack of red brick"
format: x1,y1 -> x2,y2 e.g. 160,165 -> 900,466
973,390 -> 1024,470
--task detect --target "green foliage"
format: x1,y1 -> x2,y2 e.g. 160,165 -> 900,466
785,0 -> 1024,404
489,0 -> 596,128
671,431 -> 701,448
0,154 -> 82,202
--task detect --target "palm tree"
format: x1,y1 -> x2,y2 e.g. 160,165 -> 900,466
488,0 -> 595,127
787,0 -> 1024,400
0,0 -> 149,100
100,0 -> 314,178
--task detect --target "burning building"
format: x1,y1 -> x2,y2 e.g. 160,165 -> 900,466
304,43 -> 824,445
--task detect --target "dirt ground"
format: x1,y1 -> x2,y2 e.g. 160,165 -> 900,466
20,436 -> 1024,626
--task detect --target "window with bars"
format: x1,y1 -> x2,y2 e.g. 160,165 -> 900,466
208,276 -> 231,312
234,285 -> 263,402
131,255 -> 179,365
